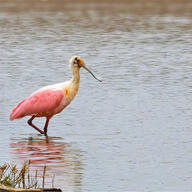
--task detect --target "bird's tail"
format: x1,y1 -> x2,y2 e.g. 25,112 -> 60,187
10,99 -> 26,120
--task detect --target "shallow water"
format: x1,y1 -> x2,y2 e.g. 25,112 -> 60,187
0,0 -> 192,191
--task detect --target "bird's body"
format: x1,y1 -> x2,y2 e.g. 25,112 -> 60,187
10,81 -> 78,120
10,56 -> 101,135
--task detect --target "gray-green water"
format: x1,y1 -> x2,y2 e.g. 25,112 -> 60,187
0,0 -> 192,191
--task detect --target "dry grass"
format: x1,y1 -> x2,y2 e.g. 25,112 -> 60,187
0,161 -> 50,189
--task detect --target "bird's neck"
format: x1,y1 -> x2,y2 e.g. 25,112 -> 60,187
71,67 -> 80,85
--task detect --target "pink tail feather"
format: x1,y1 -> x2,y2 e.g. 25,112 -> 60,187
10,99 -> 26,120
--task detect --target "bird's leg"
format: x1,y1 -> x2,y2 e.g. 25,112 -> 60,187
27,116 -> 44,134
43,118 -> 50,136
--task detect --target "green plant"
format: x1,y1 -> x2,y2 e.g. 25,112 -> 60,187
0,161 -> 48,189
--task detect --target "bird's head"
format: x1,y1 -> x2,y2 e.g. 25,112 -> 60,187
69,56 -> 102,82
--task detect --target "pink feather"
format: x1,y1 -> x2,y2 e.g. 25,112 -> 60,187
10,89 -> 64,120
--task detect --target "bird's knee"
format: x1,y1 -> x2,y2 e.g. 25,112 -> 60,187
28,119 -> 32,125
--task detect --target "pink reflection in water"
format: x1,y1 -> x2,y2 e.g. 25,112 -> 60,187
10,136 -> 82,191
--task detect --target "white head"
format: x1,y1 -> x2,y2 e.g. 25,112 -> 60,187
69,56 -> 102,82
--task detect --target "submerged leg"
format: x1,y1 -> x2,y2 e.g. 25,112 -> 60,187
27,116 -> 44,134
43,118 -> 50,136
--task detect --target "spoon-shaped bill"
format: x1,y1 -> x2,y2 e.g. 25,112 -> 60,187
82,65 -> 102,82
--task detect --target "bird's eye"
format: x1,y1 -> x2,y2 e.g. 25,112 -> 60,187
74,57 -> 81,66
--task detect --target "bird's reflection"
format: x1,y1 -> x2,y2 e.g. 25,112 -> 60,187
10,136 -> 82,191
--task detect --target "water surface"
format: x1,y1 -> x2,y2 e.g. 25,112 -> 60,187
0,0 -> 192,191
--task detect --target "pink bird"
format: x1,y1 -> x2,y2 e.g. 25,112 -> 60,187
10,56 -> 101,135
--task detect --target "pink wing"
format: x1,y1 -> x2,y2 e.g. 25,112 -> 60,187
10,89 -> 64,120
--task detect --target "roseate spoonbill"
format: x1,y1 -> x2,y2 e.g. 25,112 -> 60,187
10,56 -> 101,135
